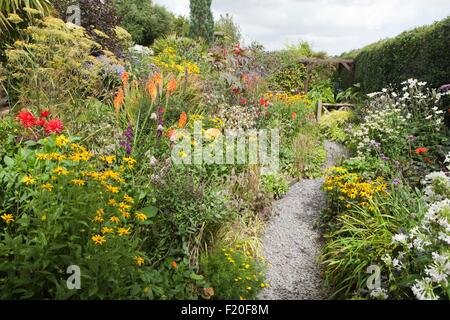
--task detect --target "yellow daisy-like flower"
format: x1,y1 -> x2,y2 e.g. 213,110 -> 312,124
123,194 -> 134,204
42,183 -> 54,191
122,212 -> 131,219
102,170 -> 120,180
108,199 -> 117,206
22,175 -> 36,186
101,227 -> 114,234
55,135 -> 69,147
118,202 -> 131,212
91,234 -> 106,245
96,208 -> 105,216
134,256 -> 145,266
123,157 -> 137,169
105,184 -> 120,194
100,155 -> 116,164
36,153 -> 50,161
71,179 -> 85,186
53,167 -> 69,176
50,153 -> 66,162
117,227 -> 131,236
110,216 -> 120,224
135,213 -> 147,221
70,143 -> 86,153
93,215 -> 104,223
1,213 -> 14,224
70,153 -> 83,162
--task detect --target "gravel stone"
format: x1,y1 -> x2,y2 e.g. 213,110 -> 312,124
259,140 -> 348,300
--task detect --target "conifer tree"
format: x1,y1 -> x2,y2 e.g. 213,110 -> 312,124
189,0 -> 214,43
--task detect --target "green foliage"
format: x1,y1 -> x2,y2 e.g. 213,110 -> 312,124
0,135 -> 151,299
115,0 -> 175,46
215,13 -> 241,45
320,185 -> 426,298
264,42 -> 333,93
291,125 -> 326,179
4,17 -> 121,118
0,0 -> 51,37
53,0 -> 129,56
319,110 -> 354,143
189,0 -> 214,43
261,174 -> 289,199
200,246 -> 267,300
341,17 -> 450,93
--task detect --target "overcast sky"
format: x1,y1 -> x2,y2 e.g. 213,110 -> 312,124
153,0 -> 450,55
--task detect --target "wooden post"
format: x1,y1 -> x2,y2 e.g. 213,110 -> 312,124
317,100 -> 322,122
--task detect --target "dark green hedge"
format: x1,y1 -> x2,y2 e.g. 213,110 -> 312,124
339,16 -> 450,93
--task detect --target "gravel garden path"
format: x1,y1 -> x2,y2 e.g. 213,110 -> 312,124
260,140 -> 349,300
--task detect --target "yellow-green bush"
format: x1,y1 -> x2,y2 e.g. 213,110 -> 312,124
319,110 -> 354,143
5,17 -> 122,114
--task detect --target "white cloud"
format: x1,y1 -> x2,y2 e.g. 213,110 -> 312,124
153,0 -> 450,55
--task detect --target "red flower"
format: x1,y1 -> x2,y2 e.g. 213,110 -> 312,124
424,157 -> 433,164
40,110 -> 50,118
17,110 -> 37,128
259,98 -> 269,108
44,119 -> 64,134
231,87 -> 240,94
415,147 -> 428,154
36,119 -> 47,127
240,99 -> 247,105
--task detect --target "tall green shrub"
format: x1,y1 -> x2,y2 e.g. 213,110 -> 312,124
189,0 -> 214,43
341,17 -> 450,93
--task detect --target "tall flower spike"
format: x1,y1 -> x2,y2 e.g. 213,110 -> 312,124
148,80 -> 157,103
152,72 -> 163,93
121,71 -> 129,87
167,78 -> 177,94
178,112 -> 187,129
114,87 -> 125,113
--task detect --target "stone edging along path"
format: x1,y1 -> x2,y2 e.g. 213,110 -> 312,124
260,140 -> 349,300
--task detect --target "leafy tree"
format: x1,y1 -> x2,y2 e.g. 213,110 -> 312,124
114,0 -> 175,46
52,0 -> 129,56
214,13 -> 240,45
173,15 -> 190,37
189,0 -> 214,43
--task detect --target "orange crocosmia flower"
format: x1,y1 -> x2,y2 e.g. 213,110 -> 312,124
171,261 -> 178,268
148,80 -> 157,103
121,71 -> 129,86
167,78 -> 177,94
178,112 -> 187,129
113,88 -> 125,113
